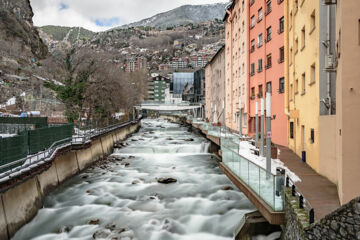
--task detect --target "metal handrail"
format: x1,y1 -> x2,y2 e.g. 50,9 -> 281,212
0,118 -> 141,182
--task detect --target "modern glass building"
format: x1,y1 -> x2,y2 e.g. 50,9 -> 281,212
173,72 -> 194,94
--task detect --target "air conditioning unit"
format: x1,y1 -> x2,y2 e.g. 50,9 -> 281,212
323,0 -> 336,5
325,55 -> 334,69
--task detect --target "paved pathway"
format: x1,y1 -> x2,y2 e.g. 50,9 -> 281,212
278,146 -> 340,220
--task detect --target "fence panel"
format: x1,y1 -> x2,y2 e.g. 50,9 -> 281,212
0,131 -> 28,171
0,117 -> 48,129
28,124 -> 73,154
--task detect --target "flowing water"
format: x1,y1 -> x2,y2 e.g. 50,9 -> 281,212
13,119 -> 256,240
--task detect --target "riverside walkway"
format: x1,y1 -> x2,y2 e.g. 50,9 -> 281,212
278,146 -> 340,220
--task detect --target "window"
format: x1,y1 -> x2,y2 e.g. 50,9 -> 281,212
295,38 -> 299,54
310,128 -> 315,143
242,21 -> 245,32
310,10 -> 316,33
278,0 -> 284,4
250,0 -> 255,6
279,77 -> 285,93
301,26 -> 305,50
295,79 -> 299,93
266,0 -> 272,15
279,17 -> 284,33
257,33 -> 263,47
301,73 -> 306,94
250,63 -> 255,76
266,26 -> 272,42
295,0 -> 299,14
251,15 -> 255,28
242,42 -> 245,53
258,59 -> 263,72
251,87 -> 255,99
242,0 -> 245,11
266,54 -> 272,68
279,47 -> 284,63
290,122 -> 294,139
289,11 -> 293,30
258,85 -> 263,98
290,84 -> 293,100
258,8 -> 263,22
290,48 -> 293,64
310,63 -> 316,84
251,39 -> 255,52
242,63 -> 245,74
266,81 -> 272,93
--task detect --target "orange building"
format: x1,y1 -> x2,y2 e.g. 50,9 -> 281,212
247,0 -> 287,146
224,0 -> 249,135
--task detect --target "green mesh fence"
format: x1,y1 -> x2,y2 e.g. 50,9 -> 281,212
0,117 -> 48,129
28,124 -> 73,155
0,131 -> 28,171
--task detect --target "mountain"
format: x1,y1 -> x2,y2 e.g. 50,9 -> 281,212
38,26 -> 95,44
121,3 -> 228,29
0,0 -> 65,114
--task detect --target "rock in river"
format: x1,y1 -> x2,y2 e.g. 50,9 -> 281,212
157,178 -> 177,184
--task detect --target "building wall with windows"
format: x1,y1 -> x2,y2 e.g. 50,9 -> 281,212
205,46 -> 225,124
334,0 -> 360,205
248,0 -> 286,145
224,0 -> 249,134
172,73 -> 194,95
147,76 -> 170,102
285,0 -> 336,172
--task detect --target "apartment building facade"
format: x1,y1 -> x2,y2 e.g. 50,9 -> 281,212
205,46 -> 225,124
285,0 -> 336,173
224,0 -> 249,134
147,75 -> 170,102
247,0 -> 286,146
333,0 -> 360,204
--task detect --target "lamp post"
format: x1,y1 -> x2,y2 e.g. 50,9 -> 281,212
266,92 -> 272,174
238,98 -> 242,136
255,102 -> 259,142
260,98 -> 265,157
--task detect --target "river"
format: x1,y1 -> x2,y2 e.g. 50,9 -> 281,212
13,119 -> 256,240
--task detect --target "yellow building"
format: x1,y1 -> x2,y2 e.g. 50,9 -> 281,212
285,0 -> 336,172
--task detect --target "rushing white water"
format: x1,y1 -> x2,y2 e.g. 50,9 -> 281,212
12,119 -> 255,240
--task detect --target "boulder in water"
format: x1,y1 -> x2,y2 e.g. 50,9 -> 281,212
121,162 -> 130,167
157,178 -> 177,184
88,219 -> 100,225
221,186 -> 234,191
184,138 -> 194,142
93,230 -> 110,239
57,225 -> 73,233
166,137 -> 174,141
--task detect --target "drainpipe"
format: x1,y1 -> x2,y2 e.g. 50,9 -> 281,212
226,9 -> 234,129
284,0 -> 290,117
327,5 -> 332,115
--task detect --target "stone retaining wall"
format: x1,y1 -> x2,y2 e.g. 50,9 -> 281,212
0,121 -> 140,239
283,187 -> 360,240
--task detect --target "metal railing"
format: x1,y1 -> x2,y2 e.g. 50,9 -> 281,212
0,118 -> 141,183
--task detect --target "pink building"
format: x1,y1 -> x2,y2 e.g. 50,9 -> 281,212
247,0 -> 286,146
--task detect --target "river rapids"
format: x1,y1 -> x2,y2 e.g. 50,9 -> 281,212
13,119 -> 256,240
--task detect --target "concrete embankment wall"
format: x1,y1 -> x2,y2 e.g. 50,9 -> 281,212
0,121 -> 140,240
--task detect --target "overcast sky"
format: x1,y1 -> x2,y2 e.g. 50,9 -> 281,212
30,0 -> 227,32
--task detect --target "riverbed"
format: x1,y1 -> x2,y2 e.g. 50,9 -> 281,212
12,119 -> 255,240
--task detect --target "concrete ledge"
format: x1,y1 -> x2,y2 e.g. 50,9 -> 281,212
220,162 -> 285,225
37,163 -> 59,195
1,177 -> 42,237
54,151 -> 79,183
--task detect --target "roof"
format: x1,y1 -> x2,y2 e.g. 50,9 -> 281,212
205,45 -> 225,67
223,1 -> 235,22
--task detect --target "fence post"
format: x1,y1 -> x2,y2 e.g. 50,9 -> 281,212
299,195 -> 304,209
309,208 -> 315,224
292,184 -> 296,197
286,176 -> 289,187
